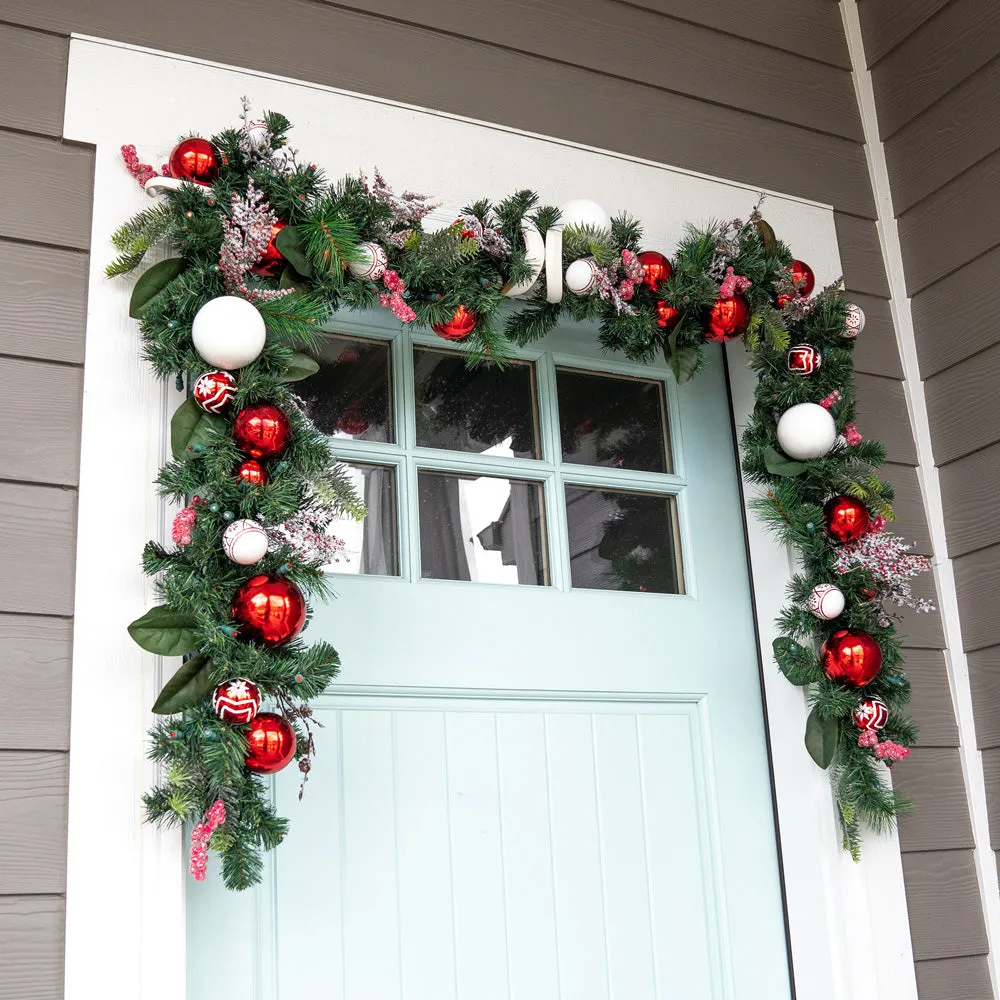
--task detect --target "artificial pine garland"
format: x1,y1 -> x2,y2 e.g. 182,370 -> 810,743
114,107 -> 930,888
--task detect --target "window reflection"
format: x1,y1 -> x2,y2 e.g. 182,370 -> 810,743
322,463 -> 398,576
418,471 -> 547,586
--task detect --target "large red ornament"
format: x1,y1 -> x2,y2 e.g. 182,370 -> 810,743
656,301 -> 680,329
250,220 -> 287,277
704,295 -> 750,342
432,304 -> 477,342
853,697 -> 889,731
192,370 -> 237,413
244,712 -> 297,774
637,250 -> 672,292
232,404 -> 292,459
235,458 -> 268,487
168,138 -> 223,185
823,495 -> 871,544
212,678 -> 262,724
821,629 -> 883,687
231,574 -> 307,647
777,259 -> 815,307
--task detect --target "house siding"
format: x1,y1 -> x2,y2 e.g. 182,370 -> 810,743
0,1 -> 960,995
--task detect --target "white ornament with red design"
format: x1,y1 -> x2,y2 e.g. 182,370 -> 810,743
843,303 -> 866,338
853,697 -> 889,732
347,241 -> 388,281
212,678 -> 262,724
192,370 -> 237,413
565,257 -> 600,296
222,518 -> 269,565
806,583 -> 846,620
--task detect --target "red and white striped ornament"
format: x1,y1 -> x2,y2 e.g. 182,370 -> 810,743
807,583 -> 846,620
212,678 -> 262,724
853,697 -> 889,732
787,343 -> 822,376
565,257 -> 600,296
842,303 -> 866,339
346,241 -> 388,281
192,370 -> 237,413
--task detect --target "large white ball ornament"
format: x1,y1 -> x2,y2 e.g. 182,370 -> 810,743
776,402 -> 837,460
565,257 -> 600,296
191,296 -> 266,370
807,583 -> 846,621
222,518 -> 270,565
560,199 -> 611,234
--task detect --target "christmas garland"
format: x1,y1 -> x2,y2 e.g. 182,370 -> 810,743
114,107 -> 931,889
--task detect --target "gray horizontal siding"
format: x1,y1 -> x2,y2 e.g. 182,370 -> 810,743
913,954 -> 994,1000
969,647 -> 1000,749
0,23 -> 67,136
857,0 -> 951,67
953,545 -> 1000,652
894,749 -> 975,851
924,345 -> 1000,465
0,895 -> 64,1000
938,443 -> 1000,558
903,649 -> 959,748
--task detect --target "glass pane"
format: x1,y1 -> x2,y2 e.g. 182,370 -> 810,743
414,347 -> 539,458
296,335 -> 393,443
320,463 -> 398,576
565,486 -> 682,594
556,368 -> 670,473
418,471 -> 547,586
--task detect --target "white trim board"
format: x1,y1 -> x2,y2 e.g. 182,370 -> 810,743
62,34 -> 912,1000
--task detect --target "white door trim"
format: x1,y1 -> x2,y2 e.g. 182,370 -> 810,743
61,34 -> 914,1000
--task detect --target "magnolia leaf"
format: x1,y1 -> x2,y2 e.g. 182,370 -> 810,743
754,218 -> 777,254
278,266 -> 312,293
274,225 -> 312,277
280,351 -> 320,382
774,636 -> 821,686
764,446 -> 807,478
665,344 -> 701,384
804,707 -> 839,769
129,257 -> 186,318
170,397 -> 227,460
152,652 -> 214,714
127,605 -> 200,656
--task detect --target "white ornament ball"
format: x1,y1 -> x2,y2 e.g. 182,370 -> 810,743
222,518 -> 269,565
191,296 -> 266,370
565,257 -> 600,296
776,402 -> 837,460
843,303 -> 866,338
560,199 -> 612,234
346,241 -> 388,281
807,583 -> 846,621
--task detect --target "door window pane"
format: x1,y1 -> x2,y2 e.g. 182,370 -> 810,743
418,471 -> 547,585
297,335 -> 394,443
556,368 -> 670,473
565,485 -> 682,594
414,347 -> 539,458
319,463 -> 398,576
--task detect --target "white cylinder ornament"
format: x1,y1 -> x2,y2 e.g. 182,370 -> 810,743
222,518 -> 270,565
842,302 -> 866,338
346,241 -> 388,281
565,257 -> 600,297
559,199 -> 612,235
501,220 -> 546,298
776,402 -> 837,460
191,296 -> 267,370
807,583 -> 846,621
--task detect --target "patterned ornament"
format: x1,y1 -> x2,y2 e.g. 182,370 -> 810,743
823,495 -> 871,544
191,296 -> 266,370
249,220 -> 287,277
346,241 -> 388,281
235,458 -> 268,487
222,518 -> 269,565
787,344 -> 822,376
192,370 -> 237,413
807,583 -> 846,620
853,697 -> 889,732
565,257 -> 600,296
843,303 -> 866,338
637,250 -> 672,292
168,138 -> 223,185
432,304 -> 477,342
232,403 -> 292,459
821,628 -> 883,687
244,712 -> 297,774
212,678 -> 262,724
704,294 -> 750,342
776,402 -> 837,460
777,259 -> 815,307
232,573 -> 306,647
656,301 -> 680,329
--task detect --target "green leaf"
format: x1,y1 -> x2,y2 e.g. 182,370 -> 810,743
755,218 -> 777,254
805,707 -> 839,769
128,258 -> 186,318
274,225 -> 312,277
128,605 -> 200,656
763,446 -> 807,478
664,344 -> 701,384
152,652 -> 214,714
170,397 -> 227,460
278,267 -> 312,293
774,636 -> 822,686
280,351 -> 320,382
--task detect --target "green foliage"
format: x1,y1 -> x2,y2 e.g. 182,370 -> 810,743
152,653 -> 214,714
129,258 -> 187,317
805,707 -> 838,769
128,605 -> 200,656
107,203 -> 172,276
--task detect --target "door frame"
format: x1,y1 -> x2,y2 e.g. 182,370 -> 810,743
60,34 -> 918,1000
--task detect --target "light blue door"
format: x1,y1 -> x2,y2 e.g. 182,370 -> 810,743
187,313 -> 791,999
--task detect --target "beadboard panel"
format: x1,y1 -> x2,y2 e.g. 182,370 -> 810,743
0,357 -> 83,486
870,0 -> 1000,139
901,849 -> 989,961
902,649 -> 959,749
910,245 -> 1000,378
854,373 -> 918,465
0,483 -> 76,616
952,544 -> 1000,652
968,647 -> 1000,749
913,954 -> 994,1000
894,749 -> 975,852
884,461 -> 932,556
0,895 -> 64,1000
0,752 -> 68,894
849,293 -> 903,378
0,23 -> 67,137
924,343 -> 1000,465
857,0 -> 951,67
0,616 -> 72,751
833,213 -> 890,296
938,443 -> 1000,558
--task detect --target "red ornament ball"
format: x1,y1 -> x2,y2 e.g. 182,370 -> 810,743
336,398 -> 370,437
432,304 -> 477,341
777,259 -> 815,307
786,344 -> 822,376
821,629 -> 883,687
235,458 -> 268,487
823,495 -> 871,544
250,220 -> 287,277
232,404 -> 292,459
192,370 -> 237,413
168,138 -> 223,185
853,697 -> 889,731
637,250 -> 672,292
656,301 -> 680,329
212,677 -> 262,724
232,573 -> 307,647
244,712 -> 297,774
705,295 -> 750,342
